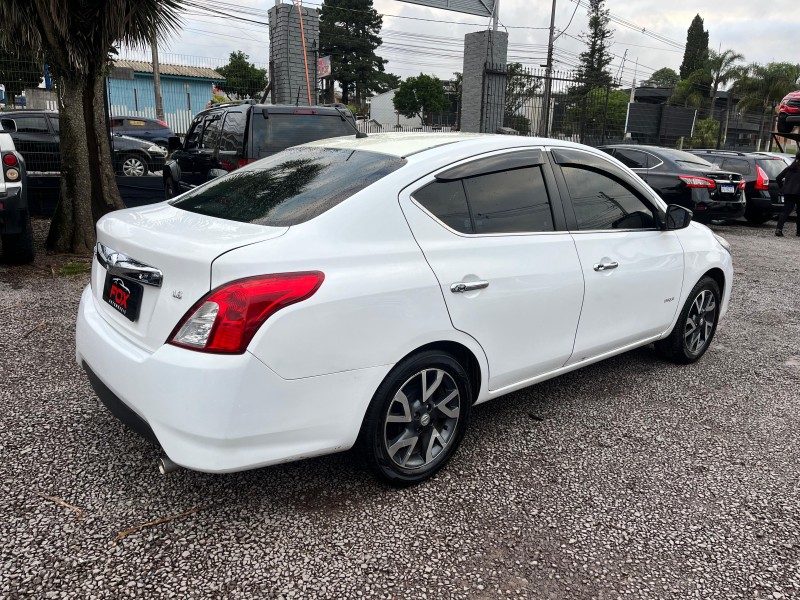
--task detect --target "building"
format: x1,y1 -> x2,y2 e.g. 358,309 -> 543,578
369,89 -> 423,130
106,60 -> 225,135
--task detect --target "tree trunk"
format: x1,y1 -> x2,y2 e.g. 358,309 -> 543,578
341,82 -> 350,105
47,72 -> 124,254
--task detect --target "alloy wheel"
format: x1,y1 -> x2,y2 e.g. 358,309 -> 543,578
122,157 -> 146,177
383,368 -> 461,471
684,289 -> 717,354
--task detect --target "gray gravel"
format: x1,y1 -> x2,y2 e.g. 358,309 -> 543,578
1,217 -> 799,599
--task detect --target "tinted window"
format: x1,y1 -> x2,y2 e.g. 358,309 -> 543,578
614,149 -> 648,169
202,115 -> 222,149
172,147 -> 406,227
252,114 -> 353,157
756,158 -> 785,179
413,180 -> 473,233
10,115 -> 49,134
721,158 -> 751,175
464,167 -> 554,233
561,166 -> 657,230
220,111 -> 246,154
184,118 -> 205,149
110,118 -> 124,128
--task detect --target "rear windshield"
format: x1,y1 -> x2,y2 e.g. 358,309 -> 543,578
656,148 -> 715,167
756,158 -> 785,179
252,113 -> 355,157
171,147 -> 406,226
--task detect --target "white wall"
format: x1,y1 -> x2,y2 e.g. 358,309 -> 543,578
369,90 -> 421,129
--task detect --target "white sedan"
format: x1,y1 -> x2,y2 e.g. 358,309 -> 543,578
75,133 -> 733,485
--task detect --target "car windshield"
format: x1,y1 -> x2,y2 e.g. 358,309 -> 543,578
756,158 -> 786,179
171,147 -> 406,226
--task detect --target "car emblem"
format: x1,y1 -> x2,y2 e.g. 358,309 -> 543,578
172,290 -> 183,299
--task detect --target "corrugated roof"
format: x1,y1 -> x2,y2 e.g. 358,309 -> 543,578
112,59 -> 225,81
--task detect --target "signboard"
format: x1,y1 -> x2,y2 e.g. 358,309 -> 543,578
317,55 -> 332,79
396,0 -> 496,18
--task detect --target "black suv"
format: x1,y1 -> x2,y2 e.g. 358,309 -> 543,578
163,102 -> 358,199
688,150 -> 786,224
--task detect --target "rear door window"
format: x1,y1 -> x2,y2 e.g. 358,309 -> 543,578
613,149 -> 648,169
252,113 -> 353,157
172,147 -> 406,226
9,115 -> 49,134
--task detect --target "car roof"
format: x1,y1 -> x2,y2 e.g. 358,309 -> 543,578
302,132 -> 607,160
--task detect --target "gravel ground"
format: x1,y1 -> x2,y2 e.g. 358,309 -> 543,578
1,217 -> 799,599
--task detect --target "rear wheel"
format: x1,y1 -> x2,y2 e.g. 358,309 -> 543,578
744,208 -> 772,225
1,213 -> 35,264
656,276 -> 720,364
358,350 -> 472,486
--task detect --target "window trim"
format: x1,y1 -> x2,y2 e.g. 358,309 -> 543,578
408,148 -> 569,237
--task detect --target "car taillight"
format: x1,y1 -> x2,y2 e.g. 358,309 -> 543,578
168,272 -> 324,354
755,165 -> 769,190
782,105 -> 800,114
2,153 -> 17,166
738,180 -> 746,190
157,120 -> 169,128
679,175 -> 715,188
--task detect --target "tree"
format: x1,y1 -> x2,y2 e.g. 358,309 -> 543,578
669,70 -> 712,108
641,67 -> 679,88
0,1 -> 185,255
733,62 -> 800,147
707,48 -> 744,118
0,49 -> 42,101
393,74 -> 449,126
679,15 -> 709,79
576,0 -> 614,90
217,51 -> 267,99
504,63 -> 541,134
319,0 -> 396,107
685,118 -> 719,148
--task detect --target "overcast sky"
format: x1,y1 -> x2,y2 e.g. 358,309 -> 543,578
154,0 -> 797,89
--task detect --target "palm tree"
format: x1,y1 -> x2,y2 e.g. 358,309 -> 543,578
0,1 -> 185,254
708,49 -> 743,119
733,62 -> 800,149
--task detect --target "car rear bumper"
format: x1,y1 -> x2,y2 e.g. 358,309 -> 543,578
0,186 -> 26,234
782,113 -> 800,124
691,198 -> 746,222
75,286 -> 390,473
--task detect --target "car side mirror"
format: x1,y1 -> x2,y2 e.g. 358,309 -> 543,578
664,204 -> 693,230
0,118 -> 17,133
167,136 -> 182,152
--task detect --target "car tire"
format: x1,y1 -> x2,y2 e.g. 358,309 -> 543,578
1,213 -> 35,265
357,350 -> 472,486
164,177 -> 178,200
777,115 -> 792,134
120,154 -> 148,177
744,209 -> 772,225
655,276 -> 721,364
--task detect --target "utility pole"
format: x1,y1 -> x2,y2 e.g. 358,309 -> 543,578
540,0 -> 556,137
151,31 -> 165,121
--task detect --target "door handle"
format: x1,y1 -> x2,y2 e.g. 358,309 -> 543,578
593,262 -> 619,272
450,280 -> 489,293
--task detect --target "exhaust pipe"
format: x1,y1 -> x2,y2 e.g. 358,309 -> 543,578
158,456 -> 180,475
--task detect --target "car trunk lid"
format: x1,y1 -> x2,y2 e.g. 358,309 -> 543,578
92,203 -> 288,352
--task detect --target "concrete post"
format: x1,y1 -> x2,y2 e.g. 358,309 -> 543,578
460,30 -> 508,133
268,3 -> 319,106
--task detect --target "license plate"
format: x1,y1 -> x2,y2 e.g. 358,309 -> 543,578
102,274 -> 143,322
720,184 -> 735,194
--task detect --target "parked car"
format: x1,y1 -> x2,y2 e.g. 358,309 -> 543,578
753,151 -> 795,167
110,116 -> 175,148
0,120 -> 33,264
688,149 -> 787,223
598,144 -> 745,223
777,90 -> 800,134
0,111 -> 167,180
163,101 -> 358,199
76,133 -> 734,485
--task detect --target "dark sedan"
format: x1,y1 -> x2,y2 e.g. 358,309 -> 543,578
112,134 -> 168,176
599,145 -> 746,223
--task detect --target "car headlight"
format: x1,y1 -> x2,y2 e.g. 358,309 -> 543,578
713,233 -> 732,255
147,145 -> 167,154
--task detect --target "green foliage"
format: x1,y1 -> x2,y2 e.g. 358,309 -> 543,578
685,118 -> 719,148
641,67 -> 679,88
393,74 -> 449,125
59,261 -> 92,277
577,0 -> 614,90
669,70 -> 712,108
679,15 -> 709,79
320,0 -> 397,106
0,49 -> 42,99
563,87 -> 628,141
217,51 -> 267,99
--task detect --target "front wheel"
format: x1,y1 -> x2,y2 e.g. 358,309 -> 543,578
120,154 -> 148,177
357,351 -> 472,486
656,276 -> 721,364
